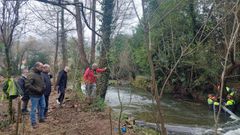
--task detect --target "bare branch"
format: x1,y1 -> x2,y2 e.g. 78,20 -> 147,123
36,0 -> 102,38
36,0 -> 76,17
131,0 -> 143,28
79,2 -> 102,37
36,0 -> 103,15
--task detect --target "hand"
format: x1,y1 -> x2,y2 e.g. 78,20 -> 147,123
104,67 -> 107,71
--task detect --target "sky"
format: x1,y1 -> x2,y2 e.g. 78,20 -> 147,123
19,0 -> 143,45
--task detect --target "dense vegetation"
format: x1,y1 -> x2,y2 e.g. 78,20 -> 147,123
109,0 -> 240,101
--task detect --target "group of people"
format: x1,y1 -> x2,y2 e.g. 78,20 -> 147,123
207,86 -> 236,112
18,62 -> 69,129
21,62 -> 106,129
1,61 -> 106,129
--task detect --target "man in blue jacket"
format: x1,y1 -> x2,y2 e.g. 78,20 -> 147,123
56,66 -> 69,107
41,64 -> 52,117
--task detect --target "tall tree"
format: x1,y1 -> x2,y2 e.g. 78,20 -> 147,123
60,3 -> 67,68
75,0 -> 89,69
54,11 -> 60,89
90,0 -> 96,64
96,0 -> 115,99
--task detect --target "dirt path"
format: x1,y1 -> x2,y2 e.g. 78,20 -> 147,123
0,89 -> 136,135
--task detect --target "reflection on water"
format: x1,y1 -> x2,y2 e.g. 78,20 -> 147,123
104,86 -> 240,134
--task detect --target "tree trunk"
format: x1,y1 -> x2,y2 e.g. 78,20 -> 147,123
75,0 -> 89,69
61,5 -> 67,68
96,0 -> 114,99
5,48 -> 12,77
54,11 -> 60,89
90,0 -> 96,64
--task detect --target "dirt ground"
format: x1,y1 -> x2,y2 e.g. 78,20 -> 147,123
0,89 -> 136,135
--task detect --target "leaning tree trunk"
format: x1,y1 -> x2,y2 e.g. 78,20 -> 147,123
96,0 -> 114,99
75,0 -> 89,69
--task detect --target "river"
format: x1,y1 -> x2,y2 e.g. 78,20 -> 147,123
103,86 -> 240,135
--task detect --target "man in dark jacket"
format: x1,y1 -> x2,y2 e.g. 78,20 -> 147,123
25,62 -> 46,128
41,64 -> 52,117
56,66 -> 69,107
18,69 -> 29,113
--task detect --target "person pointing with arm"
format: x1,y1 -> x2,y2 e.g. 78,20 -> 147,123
83,63 -> 107,103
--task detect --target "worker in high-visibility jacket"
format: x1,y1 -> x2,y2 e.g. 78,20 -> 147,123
225,95 -> 235,111
1,77 -> 23,100
226,86 -> 235,97
207,94 -> 214,110
212,96 -> 220,112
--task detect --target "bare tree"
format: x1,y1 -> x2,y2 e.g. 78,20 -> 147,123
74,0 -> 89,68
0,0 -> 23,122
135,0 -> 168,134
0,0 -> 21,77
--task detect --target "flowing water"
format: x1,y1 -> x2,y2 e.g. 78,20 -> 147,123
103,86 -> 240,135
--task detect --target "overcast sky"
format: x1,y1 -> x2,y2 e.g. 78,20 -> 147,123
19,0 -> 143,44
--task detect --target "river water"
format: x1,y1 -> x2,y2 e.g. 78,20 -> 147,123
103,86 -> 240,135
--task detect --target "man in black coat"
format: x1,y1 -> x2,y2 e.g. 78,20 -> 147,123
56,66 -> 69,107
41,64 -> 52,116
18,69 -> 29,113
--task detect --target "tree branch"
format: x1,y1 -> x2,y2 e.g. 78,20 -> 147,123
36,0 -> 103,15
36,0 -> 102,38
79,2 -> 102,38
36,0 -> 76,17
